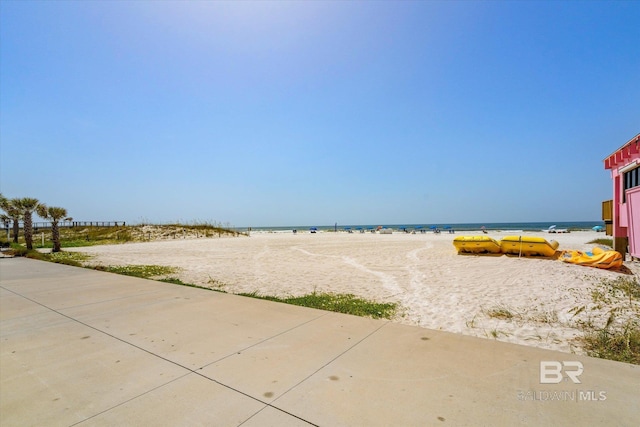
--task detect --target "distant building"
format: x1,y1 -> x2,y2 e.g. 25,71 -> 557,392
603,133 -> 640,259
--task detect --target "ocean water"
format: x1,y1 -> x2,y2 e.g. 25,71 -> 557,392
246,221 -> 604,233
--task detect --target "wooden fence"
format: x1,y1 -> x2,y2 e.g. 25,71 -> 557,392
12,221 -> 126,230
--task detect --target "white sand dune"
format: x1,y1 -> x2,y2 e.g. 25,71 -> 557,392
72,230 -> 639,355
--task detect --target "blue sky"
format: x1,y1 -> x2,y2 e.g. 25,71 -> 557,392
1,1 -> 638,227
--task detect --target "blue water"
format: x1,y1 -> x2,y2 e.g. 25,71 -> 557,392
245,221 -> 604,233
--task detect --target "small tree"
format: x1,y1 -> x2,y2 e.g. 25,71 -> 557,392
0,195 -> 22,243
19,198 -> 41,250
37,205 -> 71,252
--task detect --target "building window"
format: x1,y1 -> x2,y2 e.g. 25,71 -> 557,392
623,166 -> 639,202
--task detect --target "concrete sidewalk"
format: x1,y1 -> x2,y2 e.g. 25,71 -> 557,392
1,258 -> 638,426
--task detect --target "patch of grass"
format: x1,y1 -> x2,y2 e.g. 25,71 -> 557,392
43,239 -> 125,248
574,276 -> 640,365
485,306 -> 515,320
581,318 -> 640,365
93,264 -> 179,279
207,275 -> 227,291
466,314 -> 478,329
587,238 -> 613,247
158,277 -> 225,292
591,276 -> 640,308
568,305 -> 586,317
5,243 -> 30,257
4,246 -> 92,268
610,276 -> 640,301
32,226 -> 135,248
237,291 -> 398,319
158,277 -> 187,285
40,251 -> 92,267
487,328 -> 509,339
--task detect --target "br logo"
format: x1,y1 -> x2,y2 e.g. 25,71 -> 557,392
540,361 -> 584,384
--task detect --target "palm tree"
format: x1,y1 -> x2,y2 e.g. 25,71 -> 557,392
0,195 -> 22,243
19,197 -> 41,250
37,205 -> 71,252
0,193 -> 8,243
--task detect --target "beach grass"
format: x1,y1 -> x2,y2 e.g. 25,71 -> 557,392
578,276 -> 640,364
581,318 -> 640,364
4,243 -> 31,257
159,277 -> 220,292
42,251 -> 92,266
9,250 -> 397,321
6,245 -> 91,267
91,264 -> 179,278
237,290 -> 398,319
485,306 -> 515,320
3,223 -> 242,249
89,263 -> 398,319
67,259 -> 398,320
587,238 -> 613,247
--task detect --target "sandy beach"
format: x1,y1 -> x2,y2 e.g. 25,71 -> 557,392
71,229 -> 639,355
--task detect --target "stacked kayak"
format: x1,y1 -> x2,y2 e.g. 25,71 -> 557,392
560,247 -> 623,270
452,236 -> 501,254
453,235 -> 623,270
453,235 -> 559,257
500,236 -> 559,257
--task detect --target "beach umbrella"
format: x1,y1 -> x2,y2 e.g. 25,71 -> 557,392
310,227 -> 317,231
429,225 -> 437,230
592,225 -> 604,231
549,225 -> 557,230
444,226 -> 452,230
415,226 -> 423,229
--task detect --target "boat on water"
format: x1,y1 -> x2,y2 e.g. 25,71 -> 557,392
499,236 -> 559,257
453,236 -> 501,254
560,247 -> 623,270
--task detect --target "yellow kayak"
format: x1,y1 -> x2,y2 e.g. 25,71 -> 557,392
560,247 -> 623,270
500,236 -> 559,257
453,236 -> 501,254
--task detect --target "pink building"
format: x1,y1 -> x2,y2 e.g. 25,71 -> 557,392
603,133 -> 640,259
